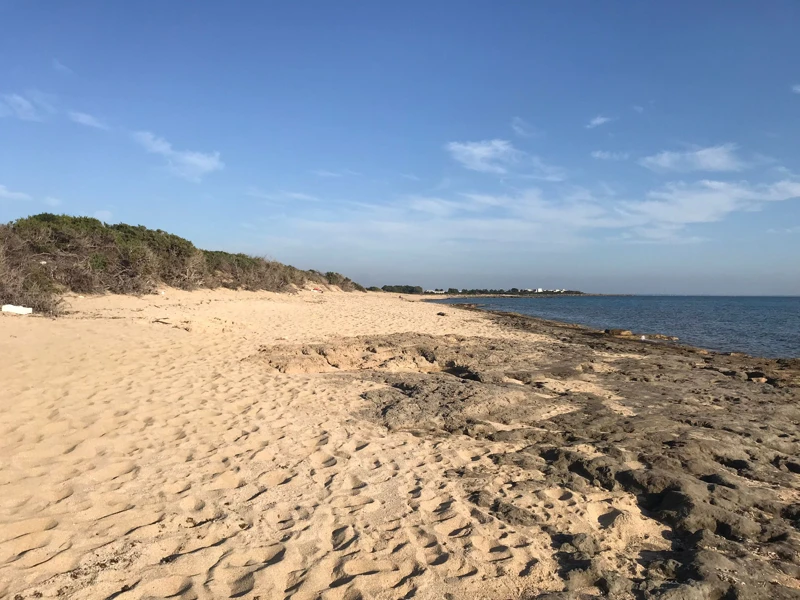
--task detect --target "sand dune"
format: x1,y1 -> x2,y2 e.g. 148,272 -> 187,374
2,289 -> 797,599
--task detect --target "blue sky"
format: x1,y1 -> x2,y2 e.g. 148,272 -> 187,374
2,1 -> 800,294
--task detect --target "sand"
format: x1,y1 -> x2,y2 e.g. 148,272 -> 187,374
1,289 -> 798,600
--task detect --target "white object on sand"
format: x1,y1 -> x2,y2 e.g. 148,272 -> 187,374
2,304 -> 33,315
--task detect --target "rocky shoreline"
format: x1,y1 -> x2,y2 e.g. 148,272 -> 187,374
267,304 -> 800,598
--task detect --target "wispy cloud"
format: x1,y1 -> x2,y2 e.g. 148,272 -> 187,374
633,105 -> 644,114
68,111 -> 109,130
639,144 -> 746,173
767,225 -> 800,234
620,179 -> 800,227
132,131 -> 224,181
591,150 -> 629,161
446,139 -> 519,174
446,139 -> 564,181
246,187 -> 319,202
0,94 -> 37,120
44,196 -> 62,207
407,196 -> 464,218
511,116 -> 538,138
280,175 -> 800,251
401,173 -> 421,181
526,156 -> 566,182
52,59 -> 73,75
94,210 -> 113,221
586,115 -> 612,129
0,91 -> 56,121
0,184 -> 32,201
312,169 -> 360,178
792,84 -> 800,95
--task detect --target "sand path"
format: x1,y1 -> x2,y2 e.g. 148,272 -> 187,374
1,291 -> 577,599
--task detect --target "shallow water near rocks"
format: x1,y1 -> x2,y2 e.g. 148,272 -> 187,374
436,295 -> 800,358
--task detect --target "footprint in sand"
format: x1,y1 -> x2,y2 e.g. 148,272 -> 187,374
309,450 -> 338,468
331,525 -> 358,551
87,460 -> 138,482
179,495 -> 206,512
260,468 -> 295,486
138,575 -> 193,598
208,471 -> 244,490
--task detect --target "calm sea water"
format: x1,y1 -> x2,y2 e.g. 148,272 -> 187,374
435,296 -> 800,358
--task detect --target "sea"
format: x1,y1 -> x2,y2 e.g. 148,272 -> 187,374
434,296 -> 800,359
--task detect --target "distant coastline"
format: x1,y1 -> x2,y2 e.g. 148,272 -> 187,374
425,292 -> 633,299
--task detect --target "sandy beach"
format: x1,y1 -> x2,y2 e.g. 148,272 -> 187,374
1,290 -> 799,600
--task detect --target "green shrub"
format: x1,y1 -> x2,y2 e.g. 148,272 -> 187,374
381,285 -> 424,294
323,271 -> 365,292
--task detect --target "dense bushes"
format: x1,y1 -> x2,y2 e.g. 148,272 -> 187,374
381,285 -> 424,294
320,271 -> 366,292
0,213 -> 363,314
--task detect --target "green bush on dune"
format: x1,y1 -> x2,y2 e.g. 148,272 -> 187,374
0,213 -> 364,314
381,285 -> 424,294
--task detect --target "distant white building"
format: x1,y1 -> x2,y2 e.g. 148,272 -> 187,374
536,288 -> 543,293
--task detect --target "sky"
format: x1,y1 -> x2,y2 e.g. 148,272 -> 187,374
2,1 -> 800,295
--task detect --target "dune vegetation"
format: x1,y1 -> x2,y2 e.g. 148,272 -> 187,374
0,213 -> 364,314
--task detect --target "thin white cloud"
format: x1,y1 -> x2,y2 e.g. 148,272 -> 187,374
612,226 -> 704,245
767,225 -> 800,234
527,156 -> 566,182
1,94 -> 41,121
0,90 -> 57,121
53,59 -> 73,75
132,131 -> 224,182
511,116 -> 538,137
311,169 -> 360,178
406,193 -> 512,218
408,196 -> 463,217
446,139 -> 564,180
68,111 -> 109,130
591,150 -> 629,161
246,187 -> 319,202
620,179 -> 800,226
284,191 -> 318,201
401,173 -> 421,181
792,84 -> 800,94
280,176 -> 800,250
94,210 -> 113,221
633,105 -> 645,114
0,184 -> 32,201
446,139 -> 519,174
44,196 -> 62,207
639,144 -> 747,173
586,115 -> 612,129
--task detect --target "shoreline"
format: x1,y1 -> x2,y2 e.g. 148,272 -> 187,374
428,296 -> 799,361
454,302 -> 800,382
